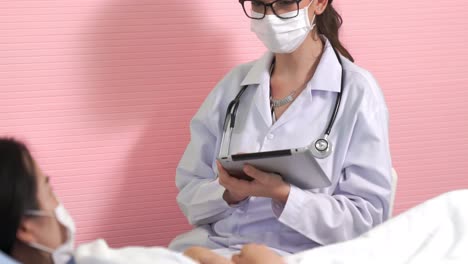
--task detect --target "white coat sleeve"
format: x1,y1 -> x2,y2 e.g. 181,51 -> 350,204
273,107 -> 393,245
175,70 -> 247,226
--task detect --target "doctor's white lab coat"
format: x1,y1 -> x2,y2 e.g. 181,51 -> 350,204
169,38 -> 393,255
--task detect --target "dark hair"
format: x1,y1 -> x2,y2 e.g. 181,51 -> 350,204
0,138 -> 39,255
316,0 -> 354,62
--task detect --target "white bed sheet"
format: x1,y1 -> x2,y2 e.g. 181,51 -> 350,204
74,190 -> 468,264
285,190 -> 468,264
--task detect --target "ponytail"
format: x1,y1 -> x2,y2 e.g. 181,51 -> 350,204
316,1 -> 354,62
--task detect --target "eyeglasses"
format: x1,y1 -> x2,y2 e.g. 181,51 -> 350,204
239,0 -> 303,20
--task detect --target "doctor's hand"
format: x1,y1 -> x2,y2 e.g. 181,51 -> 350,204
184,246 -> 233,264
232,244 -> 286,264
217,162 -> 291,205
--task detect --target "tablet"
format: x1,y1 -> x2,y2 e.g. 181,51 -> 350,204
217,146 -> 331,189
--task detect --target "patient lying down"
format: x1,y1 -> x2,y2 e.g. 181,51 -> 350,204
69,188 -> 468,264
0,138 -> 466,264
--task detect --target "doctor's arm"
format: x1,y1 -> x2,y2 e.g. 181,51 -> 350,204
273,108 -> 393,245
175,89 -> 238,226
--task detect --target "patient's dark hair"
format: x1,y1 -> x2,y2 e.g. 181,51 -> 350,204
0,138 -> 39,255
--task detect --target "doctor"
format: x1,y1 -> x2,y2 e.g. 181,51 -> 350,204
170,0 -> 392,255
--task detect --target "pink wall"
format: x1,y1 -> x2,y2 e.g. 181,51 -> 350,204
1,0 -> 467,247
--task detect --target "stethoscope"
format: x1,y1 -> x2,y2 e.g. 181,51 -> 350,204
219,46 -> 344,159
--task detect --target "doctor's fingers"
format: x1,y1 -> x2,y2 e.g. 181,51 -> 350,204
237,244 -> 286,264
231,244 -> 264,264
219,175 -> 233,190
240,243 -> 265,254
216,163 -> 255,196
217,163 -> 233,185
231,254 -> 243,264
185,247 -> 233,264
231,254 -> 251,264
219,173 -> 251,194
216,160 -> 228,175
243,165 -> 271,183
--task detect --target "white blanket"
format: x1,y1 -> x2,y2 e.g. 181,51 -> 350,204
75,239 -> 196,264
285,189 -> 468,264
74,190 -> 468,264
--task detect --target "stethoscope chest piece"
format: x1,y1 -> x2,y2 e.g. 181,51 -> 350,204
312,138 -> 332,159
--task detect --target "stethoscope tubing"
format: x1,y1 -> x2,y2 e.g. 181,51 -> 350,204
220,47 -> 344,159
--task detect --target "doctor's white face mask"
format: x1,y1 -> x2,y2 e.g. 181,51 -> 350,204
250,0 -> 316,54
25,204 -> 76,264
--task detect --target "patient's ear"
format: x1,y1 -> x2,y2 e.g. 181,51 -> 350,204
16,218 -> 38,244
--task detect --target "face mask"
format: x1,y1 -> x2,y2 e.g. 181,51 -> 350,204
250,0 -> 316,53
25,204 -> 76,264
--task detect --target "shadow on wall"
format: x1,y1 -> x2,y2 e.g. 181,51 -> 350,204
84,0 -> 234,247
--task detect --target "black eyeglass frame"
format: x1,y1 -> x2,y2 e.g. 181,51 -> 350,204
239,0 -> 304,20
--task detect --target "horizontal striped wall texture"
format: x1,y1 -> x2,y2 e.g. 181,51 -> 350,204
1,0 -> 467,247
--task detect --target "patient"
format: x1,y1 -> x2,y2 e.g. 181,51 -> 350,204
0,138 -> 222,264
1,137 -> 467,264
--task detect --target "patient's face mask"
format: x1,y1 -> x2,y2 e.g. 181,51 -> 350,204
25,203 -> 76,264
